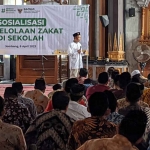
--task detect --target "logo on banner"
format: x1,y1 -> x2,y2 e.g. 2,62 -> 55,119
73,5 -> 89,23
1,8 -> 5,13
18,9 -> 23,14
24,8 -> 40,13
1,8 -> 16,13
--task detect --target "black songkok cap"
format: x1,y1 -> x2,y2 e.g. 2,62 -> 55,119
70,84 -> 85,96
126,82 -> 142,101
73,32 -> 80,37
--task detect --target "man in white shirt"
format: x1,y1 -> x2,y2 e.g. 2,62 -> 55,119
66,84 -> 91,121
68,32 -> 85,78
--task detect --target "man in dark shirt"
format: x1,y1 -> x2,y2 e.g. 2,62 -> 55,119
113,72 -> 131,100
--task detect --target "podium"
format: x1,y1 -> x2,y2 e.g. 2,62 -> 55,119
16,55 -> 69,84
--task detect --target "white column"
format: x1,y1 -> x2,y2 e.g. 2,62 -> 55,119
2,0 -> 11,80
3,0 -> 15,5
78,0 -> 82,5
2,0 -> 22,80
16,0 -> 23,5
3,0 -> 23,5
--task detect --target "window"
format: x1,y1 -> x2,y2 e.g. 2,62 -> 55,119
3,0 -> 23,5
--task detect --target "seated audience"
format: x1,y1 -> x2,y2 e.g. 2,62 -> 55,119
62,80 -> 67,90
45,78 -> 88,113
52,83 -> 62,91
25,91 -> 73,150
111,69 -> 119,81
141,88 -> 150,107
145,73 -> 150,88
84,78 -> 93,86
107,67 -> 115,77
66,84 -> 91,121
118,82 -> 150,146
48,83 -> 62,100
131,70 -> 148,86
118,83 -> 149,110
65,78 -> 87,106
24,78 -> 49,114
110,74 -> 120,93
12,82 -> 37,120
113,72 -> 131,100
118,82 -> 149,116
83,78 -> 93,94
78,68 -> 88,84
67,92 -> 116,150
3,87 -> 31,133
0,96 -> 27,150
45,78 -> 80,112
65,78 -> 78,93
86,72 -> 110,100
77,110 -> 147,150
45,89 -> 62,112
104,90 -> 124,125
107,67 -> 115,88
110,69 -> 119,89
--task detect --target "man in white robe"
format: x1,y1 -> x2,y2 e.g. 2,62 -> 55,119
68,32 -> 84,78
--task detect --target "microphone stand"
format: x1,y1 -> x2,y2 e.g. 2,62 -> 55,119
79,46 -> 81,70
41,55 -> 48,79
79,54 -> 80,70
33,56 -> 48,79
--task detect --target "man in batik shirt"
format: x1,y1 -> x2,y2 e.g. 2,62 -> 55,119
77,110 -> 147,150
24,78 -> 49,114
117,82 -> 149,110
67,92 -> 116,150
140,88 -> 150,107
25,91 -> 73,150
2,87 -> 32,133
12,82 -> 37,120
118,82 -> 150,147
104,90 -> 124,125
0,96 -> 27,150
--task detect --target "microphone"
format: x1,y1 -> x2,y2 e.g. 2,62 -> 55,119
42,55 -> 48,60
125,60 -> 130,66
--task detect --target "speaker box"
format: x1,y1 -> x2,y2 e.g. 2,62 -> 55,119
129,8 -> 135,17
99,15 -> 109,27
